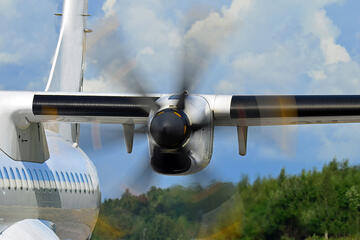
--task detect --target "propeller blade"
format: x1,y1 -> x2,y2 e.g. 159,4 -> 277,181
90,124 -> 148,152
256,96 -> 298,157
86,14 -> 160,111
125,150 -> 157,194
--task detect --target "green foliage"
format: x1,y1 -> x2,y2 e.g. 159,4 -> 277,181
91,159 -> 360,239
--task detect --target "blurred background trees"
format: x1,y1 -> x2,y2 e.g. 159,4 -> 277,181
91,159 -> 360,240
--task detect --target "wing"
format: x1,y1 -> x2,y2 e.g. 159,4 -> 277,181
2,91 -> 360,161
209,95 -> 360,126
208,94 -> 360,155
0,92 -> 158,162
32,93 -> 159,124
31,94 -> 360,126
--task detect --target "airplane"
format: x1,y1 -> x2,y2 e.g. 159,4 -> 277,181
1,0 -> 360,239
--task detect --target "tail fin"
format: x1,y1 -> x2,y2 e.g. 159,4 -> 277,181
45,0 -> 89,143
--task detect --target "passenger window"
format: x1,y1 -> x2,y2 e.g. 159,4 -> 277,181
15,168 -> 21,179
3,168 -> 9,179
0,169 -> 3,189
38,170 -> 45,189
15,168 -> 23,190
88,174 -> 94,193
60,171 -> 67,192
33,169 -> 42,189
60,172 -> 66,182
3,168 -> 10,189
70,173 -> 76,183
21,168 -> 29,190
9,168 -> 17,190
84,174 -> 90,194
27,168 -> 35,190
49,171 -> 56,190
80,173 -> 87,193
7,168 -> 16,189
43,170 -> 52,190
9,168 -> 15,180
70,172 -> 77,192
54,171 -> 61,191
49,171 -> 55,181
65,172 -> 72,192
75,173 -> 81,193
80,174 -> 84,183
75,173 -> 80,183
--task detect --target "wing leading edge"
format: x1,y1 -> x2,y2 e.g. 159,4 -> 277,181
32,93 -> 360,126
211,95 -> 360,126
2,91 -> 360,161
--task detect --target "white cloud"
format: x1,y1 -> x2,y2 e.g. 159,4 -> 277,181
0,1 -> 57,65
0,1 -> 58,90
310,10 -> 350,64
305,125 -> 360,163
0,0 -> 17,18
83,76 -> 111,92
139,47 -> 155,56
184,0 -> 253,52
0,52 -> 21,64
84,0 -> 182,93
308,70 -> 326,81
216,79 -> 234,93
84,0 -> 360,96
204,0 -> 359,95
82,0 -> 360,162
102,0 -> 117,17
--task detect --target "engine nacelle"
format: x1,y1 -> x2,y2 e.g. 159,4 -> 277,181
148,95 -> 214,175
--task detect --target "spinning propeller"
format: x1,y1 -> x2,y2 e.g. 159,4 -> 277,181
84,11 -> 297,192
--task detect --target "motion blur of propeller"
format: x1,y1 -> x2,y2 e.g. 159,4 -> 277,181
84,10 -> 298,191
90,124 -> 147,151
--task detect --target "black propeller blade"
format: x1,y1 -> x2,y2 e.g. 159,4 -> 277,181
84,10 -> 222,187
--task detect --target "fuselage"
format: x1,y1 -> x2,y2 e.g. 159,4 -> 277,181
0,130 -> 100,240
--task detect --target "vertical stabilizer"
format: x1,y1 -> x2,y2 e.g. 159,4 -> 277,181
45,0 -> 89,143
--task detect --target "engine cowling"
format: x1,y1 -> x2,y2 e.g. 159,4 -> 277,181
148,95 -> 214,175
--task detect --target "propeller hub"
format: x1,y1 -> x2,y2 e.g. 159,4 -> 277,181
150,109 -> 190,148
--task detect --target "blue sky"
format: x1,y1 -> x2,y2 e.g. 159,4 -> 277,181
1,0 -> 360,198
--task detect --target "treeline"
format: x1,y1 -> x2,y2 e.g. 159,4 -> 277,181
91,159 -> 360,240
